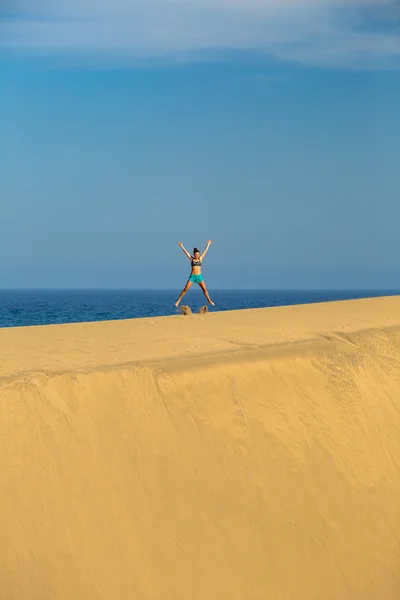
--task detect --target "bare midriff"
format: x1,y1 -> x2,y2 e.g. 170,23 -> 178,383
191,266 -> 201,275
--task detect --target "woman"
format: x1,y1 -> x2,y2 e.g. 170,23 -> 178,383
175,240 -> 215,307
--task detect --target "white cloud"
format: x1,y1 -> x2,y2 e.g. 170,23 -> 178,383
1,0 -> 400,69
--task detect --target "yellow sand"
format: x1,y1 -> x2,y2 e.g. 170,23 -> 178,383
1,296 -> 400,599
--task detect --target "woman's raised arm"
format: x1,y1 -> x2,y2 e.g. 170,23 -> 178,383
178,242 -> 192,260
200,240 -> 212,261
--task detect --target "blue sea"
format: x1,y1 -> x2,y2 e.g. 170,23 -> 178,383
0,289 -> 398,329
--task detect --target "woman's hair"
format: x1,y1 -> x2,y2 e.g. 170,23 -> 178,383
193,247 -> 200,254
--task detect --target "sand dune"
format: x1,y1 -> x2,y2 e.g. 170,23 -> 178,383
1,297 -> 400,599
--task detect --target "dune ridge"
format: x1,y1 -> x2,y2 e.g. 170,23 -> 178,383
1,297 -> 400,599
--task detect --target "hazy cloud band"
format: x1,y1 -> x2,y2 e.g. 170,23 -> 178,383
1,0 -> 400,69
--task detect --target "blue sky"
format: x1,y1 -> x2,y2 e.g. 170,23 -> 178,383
1,1 -> 400,289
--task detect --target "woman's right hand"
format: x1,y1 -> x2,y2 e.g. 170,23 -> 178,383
178,242 -> 183,247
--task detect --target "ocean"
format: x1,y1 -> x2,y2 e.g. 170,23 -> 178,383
0,289 -> 398,328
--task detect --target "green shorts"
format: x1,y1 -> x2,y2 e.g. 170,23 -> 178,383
189,274 -> 203,284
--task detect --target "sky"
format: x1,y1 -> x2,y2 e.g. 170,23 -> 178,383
1,0 -> 400,289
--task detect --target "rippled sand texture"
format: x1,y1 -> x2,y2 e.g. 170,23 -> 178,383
1,297 -> 399,600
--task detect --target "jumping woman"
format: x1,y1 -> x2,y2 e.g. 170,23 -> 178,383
175,240 -> 215,307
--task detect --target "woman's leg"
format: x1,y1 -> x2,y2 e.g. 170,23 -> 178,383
199,280 -> 215,306
175,280 -> 193,307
